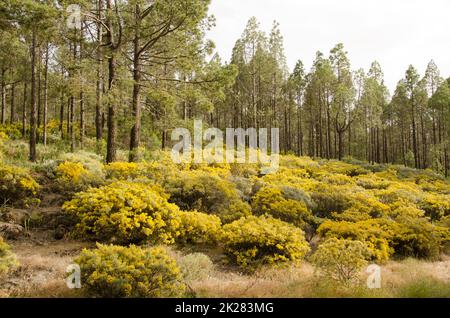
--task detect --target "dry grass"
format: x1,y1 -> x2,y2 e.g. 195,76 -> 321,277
1,237 -> 449,298
189,257 -> 450,298
0,239 -> 91,298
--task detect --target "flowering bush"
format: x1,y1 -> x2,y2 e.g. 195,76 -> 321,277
104,162 -> 141,180
391,216 -> 450,260
0,123 -> 22,139
0,237 -> 19,277
419,193 -> 450,221
251,186 -> 312,228
310,238 -> 371,283
0,163 -> 40,206
221,215 -> 310,269
318,219 -> 394,262
177,211 -> 222,244
63,181 -> 181,244
75,244 -> 185,298
54,161 -> 102,194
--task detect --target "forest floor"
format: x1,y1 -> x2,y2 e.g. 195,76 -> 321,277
1,221 -> 449,298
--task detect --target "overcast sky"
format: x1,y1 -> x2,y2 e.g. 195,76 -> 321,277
206,0 -> 450,94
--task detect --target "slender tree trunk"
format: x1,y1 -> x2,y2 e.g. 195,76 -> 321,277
105,0 -> 118,163
79,30 -> 85,149
95,0 -> 103,141
22,82 -> 27,138
10,83 -> 15,124
29,31 -> 37,162
1,68 -> 6,125
42,44 -> 49,146
129,4 -> 142,162
59,89 -> 64,139
37,46 -> 42,143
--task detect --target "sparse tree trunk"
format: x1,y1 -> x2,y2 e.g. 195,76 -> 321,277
105,0 -> 119,163
42,44 -> 49,146
1,68 -> 6,125
10,83 -> 15,124
129,4 -> 142,162
22,82 -> 27,138
95,0 -> 103,141
29,30 -> 37,162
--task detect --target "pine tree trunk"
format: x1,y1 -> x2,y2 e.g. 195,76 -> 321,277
43,44 -> 49,146
1,68 -> 6,125
29,30 -> 37,162
22,82 -> 27,138
95,0 -> 103,141
10,83 -> 15,124
129,4 -> 142,162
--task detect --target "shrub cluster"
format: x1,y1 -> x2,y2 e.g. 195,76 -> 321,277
0,237 -> 19,277
221,215 -> 310,269
75,244 -> 185,298
63,181 -> 182,244
310,238 -> 371,283
0,163 -> 40,207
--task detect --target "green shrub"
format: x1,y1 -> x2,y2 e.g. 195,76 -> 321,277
0,237 -> 19,276
178,253 -> 214,282
311,184 -> 353,218
75,244 -> 185,298
221,215 -> 310,270
166,170 -> 251,223
63,181 -> 181,244
310,238 -> 371,284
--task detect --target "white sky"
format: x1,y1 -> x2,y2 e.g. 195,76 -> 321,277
206,0 -> 450,94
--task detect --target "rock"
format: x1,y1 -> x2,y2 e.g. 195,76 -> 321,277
0,222 -> 25,239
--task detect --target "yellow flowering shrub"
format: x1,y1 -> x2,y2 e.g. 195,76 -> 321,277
355,174 -> 391,190
0,132 -> 7,161
74,244 -> 185,298
390,216 -> 450,260
419,193 -> 450,221
375,181 -> 423,205
105,162 -> 141,180
319,173 -> 356,186
177,211 -> 222,244
105,161 -> 178,187
318,219 -> 394,262
221,215 -> 310,269
0,123 -> 22,139
54,161 -> 99,193
0,163 -> 40,206
58,151 -> 105,177
251,186 -> 312,228
0,237 -> 19,277
332,192 -> 390,221
63,181 -> 181,244
310,238 -> 371,283
166,170 -> 251,223
318,160 -> 370,177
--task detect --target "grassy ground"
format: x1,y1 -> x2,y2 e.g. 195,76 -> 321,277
1,231 -> 449,298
